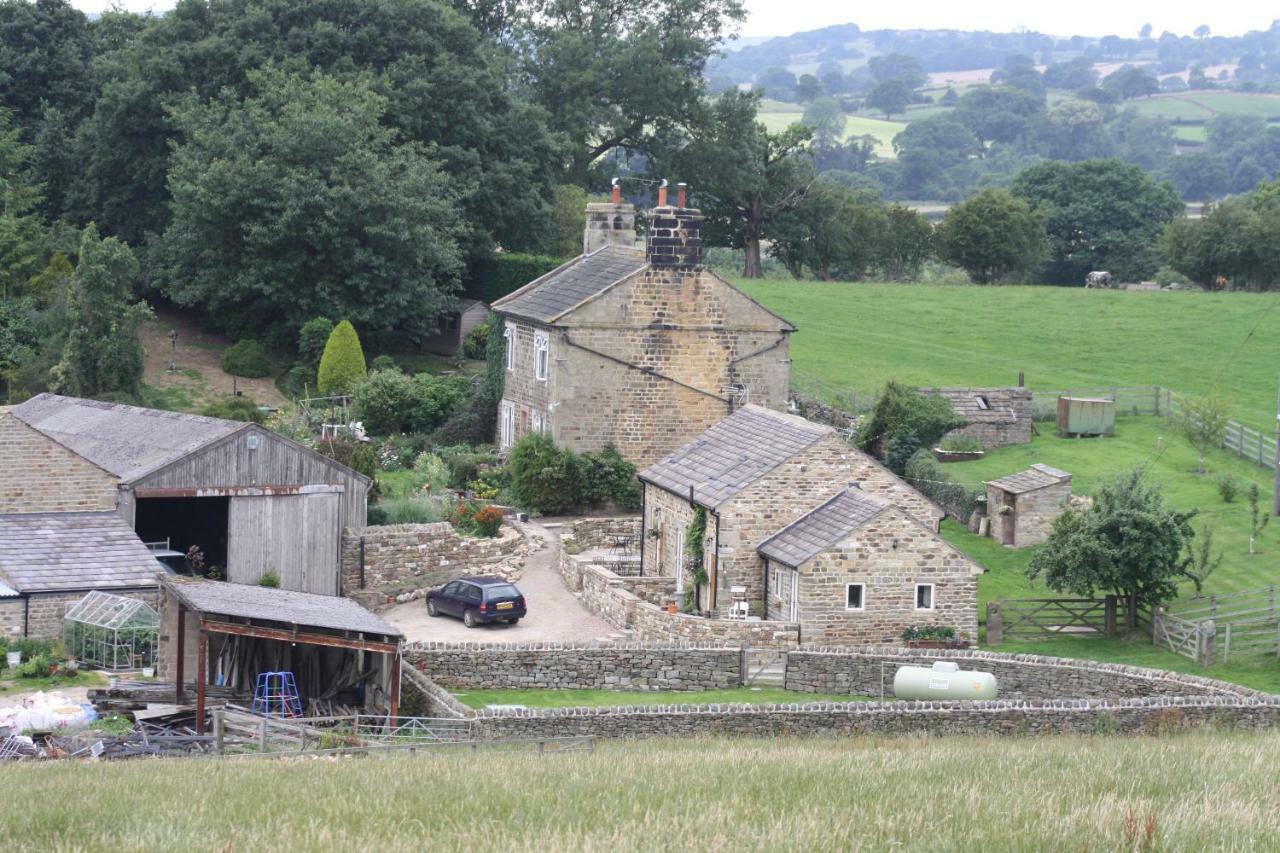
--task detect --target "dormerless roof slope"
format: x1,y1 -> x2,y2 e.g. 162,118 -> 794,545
163,577 -> 401,638
11,393 -> 245,482
0,512 -> 161,593
493,245 -> 648,324
638,405 -> 831,508
757,487 -> 891,569
987,463 -> 1072,495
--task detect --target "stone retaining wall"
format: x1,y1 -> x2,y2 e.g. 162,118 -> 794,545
559,550 -> 799,648
784,647 -> 1262,701
340,522 -> 532,600
564,516 -> 642,550
406,642 -> 742,691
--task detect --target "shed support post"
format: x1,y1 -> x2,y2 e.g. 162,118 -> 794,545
175,604 -> 185,705
195,625 -> 208,735
389,650 -> 401,724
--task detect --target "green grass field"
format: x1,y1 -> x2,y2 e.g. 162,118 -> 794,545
1131,91 -> 1280,121
4,735 -> 1278,849
755,110 -> 905,157
452,687 -> 874,708
736,281 -> 1280,427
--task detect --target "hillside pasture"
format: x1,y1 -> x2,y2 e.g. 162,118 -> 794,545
736,281 -> 1280,427
755,110 -> 905,157
3,735 -> 1279,850
1131,91 -> 1280,121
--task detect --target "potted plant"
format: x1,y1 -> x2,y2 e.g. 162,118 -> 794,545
901,625 -> 969,649
931,435 -> 985,463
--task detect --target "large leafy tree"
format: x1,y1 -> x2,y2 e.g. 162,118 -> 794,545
937,189 -> 1046,284
156,69 -> 465,338
1011,158 -> 1182,284
669,91 -> 813,278
768,180 -> 885,281
518,0 -> 745,184
71,0 -> 557,252
0,0 -> 96,133
1028,469 -> 1195,624
0,109 -> 45,300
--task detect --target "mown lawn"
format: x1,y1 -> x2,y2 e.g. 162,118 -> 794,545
452,687 -> 875,709
4,734 -> 1279,849
736,280 -> 1280,426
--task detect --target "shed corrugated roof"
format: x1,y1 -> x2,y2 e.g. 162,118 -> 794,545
11,393 -> 244,482
162,577 -> 401,638
758,487 -> 891,569
987,463 -> 1072,495
637,405 -> 831,508
0,512 -> 161,593
492,245 -> 647,323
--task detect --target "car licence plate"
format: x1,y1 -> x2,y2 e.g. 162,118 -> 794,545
496,602 -> 514,610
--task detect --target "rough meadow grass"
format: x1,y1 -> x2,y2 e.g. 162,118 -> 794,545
3,733 -> 1279,850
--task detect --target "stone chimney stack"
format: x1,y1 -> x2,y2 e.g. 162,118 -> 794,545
646,179 -> 703,268
583,178 -> 637,254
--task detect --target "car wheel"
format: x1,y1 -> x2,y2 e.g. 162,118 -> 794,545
427,599 -> 439,617
463,609 -> 477,628
506,617 -> 520,625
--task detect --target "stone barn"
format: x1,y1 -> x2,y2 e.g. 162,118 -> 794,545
637,405 -> 944,614
986,464 -> 1073,548
491,182 -> 794,467
923,387 -> 1033,449
759,488 -> 981,644
4,394 -> 369,596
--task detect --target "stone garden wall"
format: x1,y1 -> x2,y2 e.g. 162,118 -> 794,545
405,642 -> 743,691
340,522 -> 534,603
564,517 -> 642,550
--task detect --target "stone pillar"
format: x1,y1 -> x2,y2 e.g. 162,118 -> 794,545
583,202 -> 637,254
985,602 -> 1003,645
1199,619 -> 1216,667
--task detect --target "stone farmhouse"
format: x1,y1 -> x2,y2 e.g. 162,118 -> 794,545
491,183 -> 794,467
636,405 -> 952,628
985,464 -> 1073,548
0,394 -> 371,635
759,488 -> 982,644
924,387 -> 1034,449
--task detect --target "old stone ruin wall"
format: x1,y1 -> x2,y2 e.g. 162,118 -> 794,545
403,643 -> 1278,742
341,521 -> 535,610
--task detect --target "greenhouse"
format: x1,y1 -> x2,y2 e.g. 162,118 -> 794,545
63,591 -> 160,671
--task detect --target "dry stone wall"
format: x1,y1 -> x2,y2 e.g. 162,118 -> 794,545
406,642 -> 743,691
340,522 -> 531,601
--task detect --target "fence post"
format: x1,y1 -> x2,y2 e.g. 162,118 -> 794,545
1152,606 -> 1164,644
1199,619 -> 1216,667
1223,622 -> 1232,663
1104,595 -> 1117,638
1153,386 -> 1161,417
213,710 -> 225,755
986,602 -> 1003,645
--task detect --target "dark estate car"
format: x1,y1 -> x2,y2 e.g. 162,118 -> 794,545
426,577 -> 526,628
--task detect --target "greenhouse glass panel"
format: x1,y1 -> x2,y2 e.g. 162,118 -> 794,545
63,591 -> 160,671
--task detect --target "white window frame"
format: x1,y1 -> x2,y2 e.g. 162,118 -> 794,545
499,401 -> 515,449
503,322 -> 516,371
845,583 -> 865,612
915,583 -> 935,611
531,409 -> 545,434
534,331 -> 550,381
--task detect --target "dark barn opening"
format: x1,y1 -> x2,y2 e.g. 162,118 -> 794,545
135,497 -> 230,570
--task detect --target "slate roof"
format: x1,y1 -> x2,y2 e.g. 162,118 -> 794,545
492,245 -> 648,324
11,393 -> 245,482
757,487 -> 892,569
987,463 -> 1072,495
162,577 -> 401,638
923,387 -> 1032,425
637,405 -> 831,508
0,512 -> 162,594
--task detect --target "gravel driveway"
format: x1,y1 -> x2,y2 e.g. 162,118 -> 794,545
382,520 -> 621,644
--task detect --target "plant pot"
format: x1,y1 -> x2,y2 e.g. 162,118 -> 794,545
5,651 -> 20,670
665,603 -> 679,614
931,447 -> 985,463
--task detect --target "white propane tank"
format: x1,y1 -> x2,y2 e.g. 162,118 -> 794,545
892,661 -> 998,700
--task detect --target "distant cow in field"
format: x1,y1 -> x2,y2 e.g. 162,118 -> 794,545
1084,271 -> 1113,288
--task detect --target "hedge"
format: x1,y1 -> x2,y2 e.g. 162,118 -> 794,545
466,253 -> 567,304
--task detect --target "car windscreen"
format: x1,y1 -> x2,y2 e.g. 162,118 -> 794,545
484,584 -> 520,599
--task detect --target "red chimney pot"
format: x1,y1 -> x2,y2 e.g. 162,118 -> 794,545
611,178 -> 622,204
677,183 -> 688,208
657,179 -> 668,207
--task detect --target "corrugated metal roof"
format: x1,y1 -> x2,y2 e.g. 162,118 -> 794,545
163,577 -> 401,638
758,487 -> 891,569
0,512 -> 162,593
11,394 -> 245,482
637,405 -> 831,508
987,463 -> 1072,495
492,245 -> 647,323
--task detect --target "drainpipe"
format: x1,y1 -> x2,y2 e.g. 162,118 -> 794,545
22,595 -> 29,637
639,487 -> 647,578
358,535 -> 366,590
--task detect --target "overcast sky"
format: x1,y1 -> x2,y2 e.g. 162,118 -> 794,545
69,1 -> 1273,41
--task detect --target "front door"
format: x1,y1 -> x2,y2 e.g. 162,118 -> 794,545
1001,493 -> 1017,546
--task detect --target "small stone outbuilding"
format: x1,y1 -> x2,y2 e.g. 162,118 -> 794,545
759,488 -> 981,644
986,464 -> 1073,548
924,387 -> 1033,449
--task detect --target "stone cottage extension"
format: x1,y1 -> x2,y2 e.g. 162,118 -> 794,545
759,488 -> 981,644
637,405 -> 946,615
986,464 -> 1073,548
491,184 -> 794,468
924,387 -> 1033,449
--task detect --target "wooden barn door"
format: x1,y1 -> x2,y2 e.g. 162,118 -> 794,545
227,491 -> 341,595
